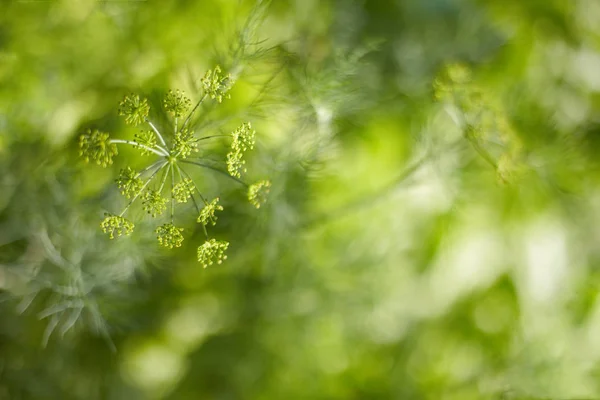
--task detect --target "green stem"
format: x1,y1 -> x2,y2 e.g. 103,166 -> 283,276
170,164 -> 175,222
467,137 -> 498,169
158,164 -> 171,194
145,119 -> 167,148
178,165 -> 208,205
110,139 -> 167,157
119,162 -> 167,217
135,160 -> 164,178
184,187 -> 209,239
180,160 -> 249,187
193,134 -> 231,143
181,94 -> 207,131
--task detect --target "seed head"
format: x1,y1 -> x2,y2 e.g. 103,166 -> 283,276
100,214 -> 134,239
248,180 -> 271,209
197,239 -> 229,268
155,223 -> 184,249
164,89 -> 192,117
197,198 -> 223,226
118,93 -> 149,126
79,129 -> 118,167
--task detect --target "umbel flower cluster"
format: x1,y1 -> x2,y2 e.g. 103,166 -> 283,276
79,66 -> 271,267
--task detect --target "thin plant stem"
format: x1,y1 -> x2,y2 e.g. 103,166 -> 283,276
193,134 -> 231,143
174,117 -> 178,135
175,165 -> 209,238
195,195 -> 210,239
178,165 -> 208,205
170,164 -> 175,222
180,160 -> 249,187
467,137 -> 498,169
136,160 -> 164,178
158,164 -> 171,194
119,162 -> 167,216
182,94 -> 207,131
110,139 -> 167,157
186,190 -> 209,239
145,119 -> 167,148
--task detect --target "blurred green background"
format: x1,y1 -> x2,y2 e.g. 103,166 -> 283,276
2,0 -> 600,399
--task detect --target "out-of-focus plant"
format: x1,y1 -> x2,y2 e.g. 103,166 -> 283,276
433,63 -> 524,184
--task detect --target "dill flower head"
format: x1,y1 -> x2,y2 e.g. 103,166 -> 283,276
142,189 -> 168,217
248,180 -> 271,209
172,178 -> 195,203
80,70 -> 268,257
134,130 -> 157,156
227,122 -> 255,178
173,128 -> 198,159
232,122 -> 255,152
100,214 -> 134,239
197,198 -> 223,226
155,223 -> 184,249
164,89 -> 192,117
197,239 -> 229,268
118,93 -> 149,126
201,66 -> 232,103
115,167 -> 143,199
226,149 -> 245,178
79,129 -> 118,167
